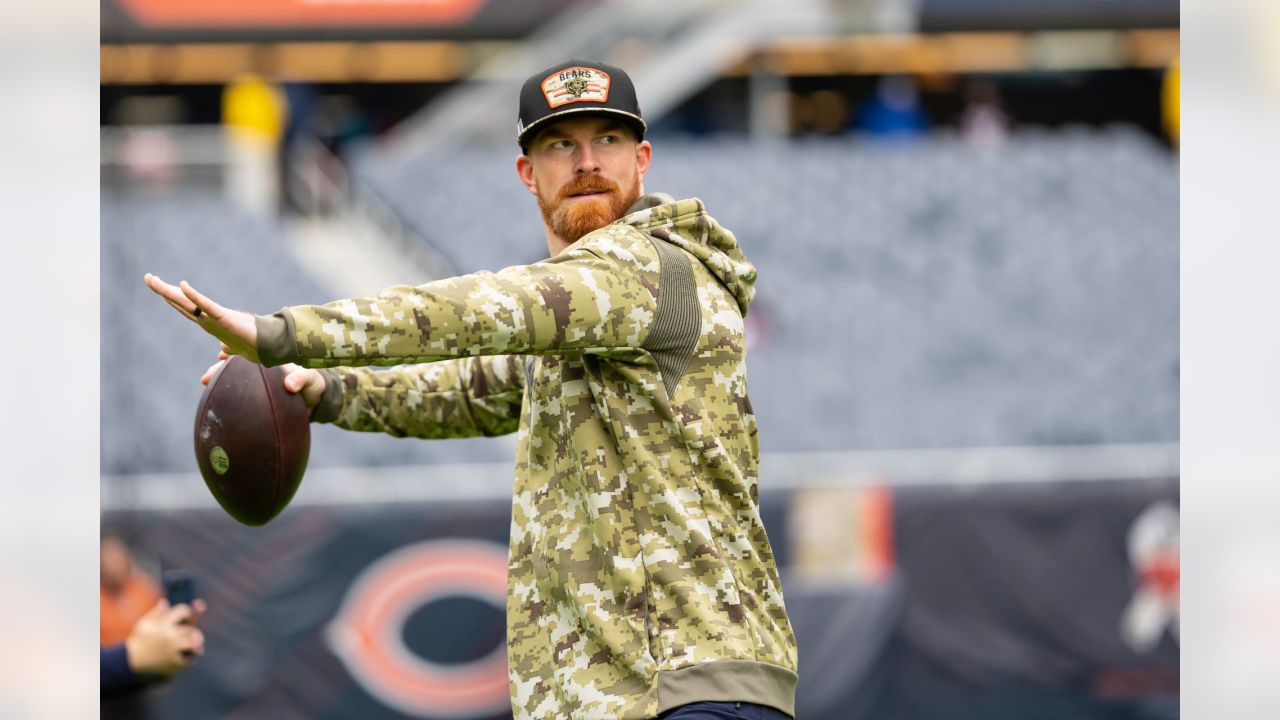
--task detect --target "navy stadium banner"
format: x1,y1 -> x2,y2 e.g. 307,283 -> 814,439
102,500 -> 516,720
102,477 -> 1176,719
891,478 -> 1180,720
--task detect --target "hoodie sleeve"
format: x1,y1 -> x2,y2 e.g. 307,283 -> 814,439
310,355 -> 525,439
256,229 -> 661,368
100,644 -> 145,695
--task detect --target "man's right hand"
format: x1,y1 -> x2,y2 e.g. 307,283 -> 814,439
201,354 -> 326,410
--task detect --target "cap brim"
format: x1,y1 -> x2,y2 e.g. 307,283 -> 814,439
517,107 -> 647,147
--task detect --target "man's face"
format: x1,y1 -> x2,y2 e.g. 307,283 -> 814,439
517,116 -> 652,245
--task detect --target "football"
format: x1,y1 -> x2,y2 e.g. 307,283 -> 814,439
193,356 -> 311,526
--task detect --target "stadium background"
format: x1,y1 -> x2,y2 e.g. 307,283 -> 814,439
99,1 -> 1179,718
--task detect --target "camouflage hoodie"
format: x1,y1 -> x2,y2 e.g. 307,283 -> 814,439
256,194 -> 799,718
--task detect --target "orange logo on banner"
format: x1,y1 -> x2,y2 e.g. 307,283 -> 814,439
326,539 -> 510,718
118,0 -> 486,27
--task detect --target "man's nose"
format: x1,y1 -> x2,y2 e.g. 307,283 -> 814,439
574,144 -> 599,174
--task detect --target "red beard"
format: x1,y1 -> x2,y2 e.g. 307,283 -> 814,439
538,172 -> 641,245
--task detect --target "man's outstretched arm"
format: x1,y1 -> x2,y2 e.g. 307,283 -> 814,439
200,353 -> 524,439
145,231 -> 661,369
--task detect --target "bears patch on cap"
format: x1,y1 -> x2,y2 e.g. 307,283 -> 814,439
517,59 -> 645,149
542,66 -> 611,108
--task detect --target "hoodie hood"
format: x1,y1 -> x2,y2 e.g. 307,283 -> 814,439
618,193 -> 756,316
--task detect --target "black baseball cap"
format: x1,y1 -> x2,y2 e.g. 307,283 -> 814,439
516,59 -> 646,150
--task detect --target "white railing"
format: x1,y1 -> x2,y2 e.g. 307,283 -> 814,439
287,134 -> 458,280
101,441 -> 1178,512
100,125 -> 457,281
100,124 -> 228,186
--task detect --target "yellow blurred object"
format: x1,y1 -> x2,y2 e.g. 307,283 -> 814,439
222,72 -> 286,142
1163,56 -> 1179,146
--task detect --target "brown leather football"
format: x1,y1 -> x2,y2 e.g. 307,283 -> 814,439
193,356 -> 311,526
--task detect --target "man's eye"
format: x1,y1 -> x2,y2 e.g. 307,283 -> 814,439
598,135 -> 618,145
550,139 -> 573,150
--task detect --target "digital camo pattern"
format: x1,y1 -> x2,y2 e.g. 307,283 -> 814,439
316,356 -> 525,439
278,196 -> 798,718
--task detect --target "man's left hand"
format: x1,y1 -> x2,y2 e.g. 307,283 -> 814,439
144,274 -> 259,363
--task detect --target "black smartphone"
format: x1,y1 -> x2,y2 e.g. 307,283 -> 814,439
163,569 -> 196,608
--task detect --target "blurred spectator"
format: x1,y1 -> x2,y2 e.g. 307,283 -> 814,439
119,128 -> 180,190
280,81 -> 320,215
100,535 -> 161,646
796,90 -> 850,135
959,79 -> 1011,149
317,94 -> 375,163
101,537 -> 206,718
101,598 -> 206,696
854,75 -> 929,139
222,72 -> 287,215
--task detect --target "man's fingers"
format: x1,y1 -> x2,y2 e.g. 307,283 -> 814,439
145,274 -> 188,307
161,298 -> 199,323
200,360 -> 226,385
180,281 -> 223,321
280,366 -> 324,407
147,273 -> 201,323
165,602 -> 194,625
146,274 -> 218,327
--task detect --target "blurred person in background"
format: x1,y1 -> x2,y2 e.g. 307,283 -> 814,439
101,536 -> 206,718
222,70 -> 286,215
280,81 -> 319,216
854,74 -> 929,139
101,598 -> 206,696
316,94 -> 375,163
145,59 -> 798,720
958,79 -> 1010,149
100,535 -> 161,646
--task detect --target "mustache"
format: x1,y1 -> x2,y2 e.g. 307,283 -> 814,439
557,175 -> 619,200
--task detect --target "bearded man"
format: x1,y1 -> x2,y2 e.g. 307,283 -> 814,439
145,59 -> 798,720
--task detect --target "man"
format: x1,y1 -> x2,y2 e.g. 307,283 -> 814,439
146,59 -> 798,719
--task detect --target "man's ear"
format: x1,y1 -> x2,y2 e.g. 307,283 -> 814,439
515,153 -> 539,197
635,140 -> 652,183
